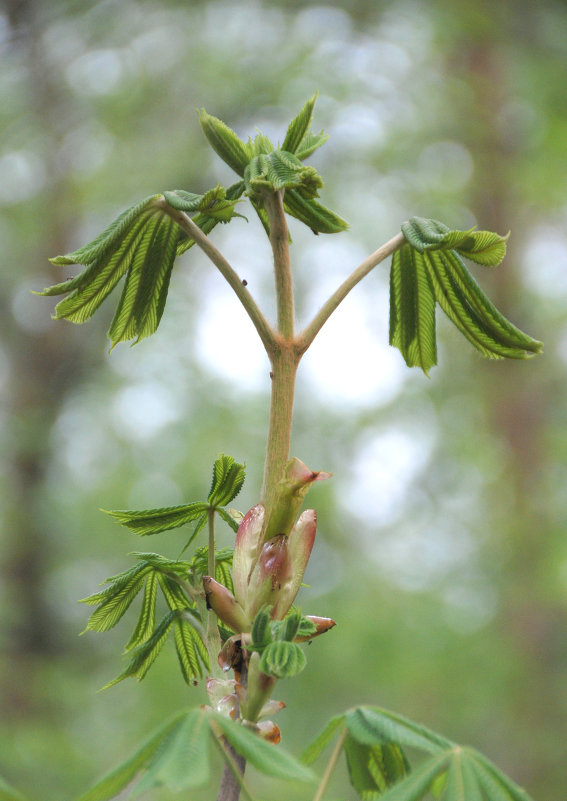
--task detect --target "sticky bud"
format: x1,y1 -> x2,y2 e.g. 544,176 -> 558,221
202,576 -> 250,633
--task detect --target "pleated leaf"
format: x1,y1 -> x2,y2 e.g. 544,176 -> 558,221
244,149 -> 323,198
296,130 -> 329,160
173,615 -> 210,683
210,712 -> 316,783
284,188 -> 349,234
131,708 -> 211,797
389,244 -> 437,374
282,92 -> 318,154
344,735 -> 409,800
402,217 -> 508,266
469,749 -> 534,801
102,610 -> 176,689
175,180 -> 247,255
259,640 -> 306,679
125,570 -> 158,650
73,712 -> 187,801
104,501 -> 208,536
80,564 -> 151,633
198,109 -> 251,176
208,453 -> 246,507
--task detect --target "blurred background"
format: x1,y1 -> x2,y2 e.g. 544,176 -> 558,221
1,0 -> 566,799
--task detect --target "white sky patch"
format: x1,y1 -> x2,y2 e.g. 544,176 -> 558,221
111,382 -> 180,441
521,226 -> 567,297
66,49 -> 124,96
0,150 -> 46,205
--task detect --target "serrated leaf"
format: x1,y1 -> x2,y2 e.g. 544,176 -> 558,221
73,712 -> 186,801
249,606 -> 273,652
131,708 -> 211,797
157,573 -> 193,612
284,188 -> 348,234
198,109 -> 251,176
279,608 -> 302,642
401,217 -> 508,267
389,244 -> 437,374
42,197 -> 183,347
259,640 -> 306,678
344,735 -> 409,800
173,616 -> 209,683
296,130 -> 329,160
175,181 -> 246,255
81,565 -> 150,633
125,570 -> 158,650
375,752 -> 449,801
208,454 -> 246,507
301,716 -> 346,765
102,611 -> 176,689
104,502 -> 209,536
345,708 -> 453,756
469,749 -> 535,801
0,776 -> 28,801
282,93 -> 318,154
211,712 -> 316,783
217,507 -> 240,533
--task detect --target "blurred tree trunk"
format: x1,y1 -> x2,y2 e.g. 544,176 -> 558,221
445,7 -> 566,796
2,0 -> 98,716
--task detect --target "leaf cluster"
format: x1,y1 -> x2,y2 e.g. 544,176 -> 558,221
303,706 -> 535,801
81,456 -> 244,687
247,607 -> 314,679
73,706 -> 314,801
389,217 -> 543,373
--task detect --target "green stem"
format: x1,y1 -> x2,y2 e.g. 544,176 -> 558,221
206,507 -> 223,678
297,232 -> 405,354
264,190 -> 294,340
312,725 -> 347,801
159,199 -> 276,354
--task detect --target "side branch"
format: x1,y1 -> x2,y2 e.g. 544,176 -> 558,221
296,232 -> 405,354
159,199 -> 276,354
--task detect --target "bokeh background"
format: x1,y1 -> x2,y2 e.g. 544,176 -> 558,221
1,0 -> 566,799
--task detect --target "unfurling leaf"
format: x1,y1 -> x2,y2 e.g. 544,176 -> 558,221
259,640 -> 306,679
198,109 -> 251,176
388,217 -> 542,372
344,735 -> 409,800
208,454 -> 246,507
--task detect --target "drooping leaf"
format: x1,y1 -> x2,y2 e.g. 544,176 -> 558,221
284,188 -> 348,234
301,715 -> 346,765
198,109 -> 251,176
131,708 -> 211,797
259,640 -> 306,679
102,611 -> 176,689
80,564 -> 151,633
282,93 -> 318,154
173,616 -> 210,683
125,570 -> 158,650
208,454 -> 246,507
401,217 -> 508,267
73,712 -> 187,801
389,244 -> 437,374
104,502 -> 209,536
469,749 -> 535,801
211,712 -> 316,783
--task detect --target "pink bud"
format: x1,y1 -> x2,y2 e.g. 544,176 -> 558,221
271,509 -> 317,618
232,504 -> 265,612
246,534 -> 291,619
294,615 -> 336,642
202,576 -> 250,633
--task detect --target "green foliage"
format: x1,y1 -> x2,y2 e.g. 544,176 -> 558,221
74,707 -> 314,800
248,608 -> 310,678
259,640 -> 306,679
303,706 -> 535,801
389,217 -> 543,373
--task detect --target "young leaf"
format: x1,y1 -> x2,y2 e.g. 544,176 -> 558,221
282,93 -> 318,154
210,712 -> 316,783
41,196 -> 184,348
125,570 -> 158,650
345,707 -> 453,755
259,640 -> 306,679
442,750 -> 483,801
469,749 -> 535,801
389,244 -> 437,374
401,217 -> 508,267
343,735 -> 409,800
283,188 -> 348,234
73,712 -> 187,801
80,564 -> 150,633
104,501 -> 209,536
375,752 -> 449,801
101,611 -> 176,689
249,606 -> 273,653
198,109 -> 252,176
208,454 -> 246,507
131,708 -> 211,797
173,616 -> 210,683
175,180 -> 247,255
295,129 -> 329,160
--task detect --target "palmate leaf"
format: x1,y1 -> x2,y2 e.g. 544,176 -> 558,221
208,453 -> 245,507
259,640 -> 306,679
389,217 -> 542,372
80,563 -> 151,633
344,736 -> 409,800
104,502 -> 209,536
125,569 -> 157,650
